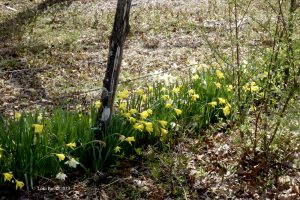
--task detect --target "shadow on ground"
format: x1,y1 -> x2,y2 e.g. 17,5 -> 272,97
0,0 -> 74,114
0,0 -> 73,43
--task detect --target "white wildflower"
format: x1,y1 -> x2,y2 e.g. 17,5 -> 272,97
56,172 -> 67,181
64,158 -> 79,168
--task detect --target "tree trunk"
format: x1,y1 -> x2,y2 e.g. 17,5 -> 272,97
95,0 -> 132,139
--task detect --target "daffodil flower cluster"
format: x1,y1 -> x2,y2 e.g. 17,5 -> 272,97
32,124 -> 43,134
243,81 -> 260,92
208,98 -> 231,117
117,89 -> 130,99
2,172 -> 24,190
215,70 -> 224,79
1,65 -> 237,190
188,89 -> 200,101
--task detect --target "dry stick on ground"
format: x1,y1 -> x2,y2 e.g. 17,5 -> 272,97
0,3 -> 18,12
101,177 -> 131,189
95,0 -> 132,139
235,2 -> 272,35
198,29 -> 234,69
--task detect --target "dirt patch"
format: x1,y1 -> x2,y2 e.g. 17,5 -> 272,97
0,0 -> 269,116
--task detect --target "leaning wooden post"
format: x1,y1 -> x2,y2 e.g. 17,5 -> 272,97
95,0 -> 132,139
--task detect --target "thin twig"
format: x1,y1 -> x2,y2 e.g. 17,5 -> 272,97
0,3 -> 18,12
268,85 -> 298,145
198,29 -> 235,69
101,177 -> 131,189
237,0 -> 252,28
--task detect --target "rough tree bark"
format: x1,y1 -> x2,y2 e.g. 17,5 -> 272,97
95,0 -> 132,139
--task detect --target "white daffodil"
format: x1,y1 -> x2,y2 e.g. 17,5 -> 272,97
158,73 -> 176,86
56,172 -> 67,181
64,158 -> 79,168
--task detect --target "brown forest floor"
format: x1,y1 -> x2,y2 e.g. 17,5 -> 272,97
0,0 -> 272,116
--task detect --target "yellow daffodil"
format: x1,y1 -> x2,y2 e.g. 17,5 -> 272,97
147,109 -> 153,115
174,108 -> 183,116
94,101 -> 102,109
140,111 -> 149,119
15,112 -> 21,121
15,179 -> 24,190
172,87 -> 180,94
122,112 -> 131,118
129,108 -> 138,114
117,89 -> 129,99
192,74 -> 199,80
129,117 -> 136,123
160,128 -> 168,135
32,124 -> 43,134
243,82 -> 259,92
214,82 -> 222,89
158,120 -> 168,128
125,136 -> 135,145
250,85 -> 259,92
66,142 -> 76,149
222,105 -> 231,116
250,105 -> 256,112
226,85 -> 233,91
161,87 -> 167,92
144,122 -> 153,133
165,103 -> 172,109
114,146 -> 122,153
55,153 -> 66,161
148,86 -> 153,92
218,98 -> 226,104
243,83 -> 250,91
215,70 -> 224,79
208,101 -> 217,108
191,94 -> 199,101
133,123 -> 144,131
161,95 -> 170,101
119,102 -> 127,110
188,89 -> 195,95
3,172 -> 13,182
142,94 -> 147,101
136,88 -> 144,95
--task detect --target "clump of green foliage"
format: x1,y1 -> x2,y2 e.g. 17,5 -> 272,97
0,66 -> 232,191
